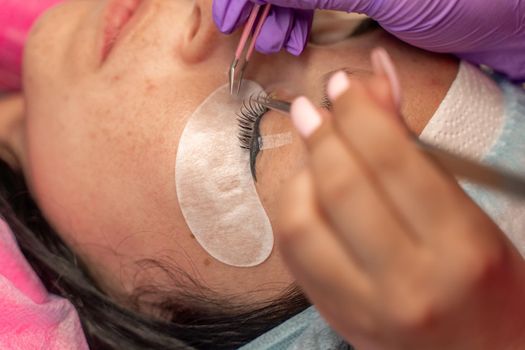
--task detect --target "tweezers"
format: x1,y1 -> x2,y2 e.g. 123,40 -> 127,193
229,4 -> 272,95
255,96 -> 525,199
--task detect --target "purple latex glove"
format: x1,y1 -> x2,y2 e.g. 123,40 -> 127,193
213,0 -> 525,82
212,0 -> 314,55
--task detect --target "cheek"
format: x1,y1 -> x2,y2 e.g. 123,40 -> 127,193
23,82 -> 181,248
24,89 -> 122,237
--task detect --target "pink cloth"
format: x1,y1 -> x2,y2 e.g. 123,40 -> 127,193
0,0 -> 63,91
0,219 -> 88,349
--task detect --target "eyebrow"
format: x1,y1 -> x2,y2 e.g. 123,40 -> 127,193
320,67 -> 354,110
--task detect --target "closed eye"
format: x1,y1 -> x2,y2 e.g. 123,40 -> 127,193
237,95 -> 268,181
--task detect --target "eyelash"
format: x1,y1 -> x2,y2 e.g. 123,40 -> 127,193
237,93 -> 269,181
236,82 -> 334,182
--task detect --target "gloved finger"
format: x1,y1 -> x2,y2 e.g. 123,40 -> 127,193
285,9 -> 314,56
212,0 -> 254,34
255,6 -> 295,54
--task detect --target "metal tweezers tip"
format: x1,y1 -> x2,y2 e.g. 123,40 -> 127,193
229,59 -> 239,96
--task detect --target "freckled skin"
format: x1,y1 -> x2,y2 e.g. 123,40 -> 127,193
9,0 -> 458,309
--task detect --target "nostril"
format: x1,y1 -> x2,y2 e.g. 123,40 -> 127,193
186,5 -> 201,42
179,1 -> 222,64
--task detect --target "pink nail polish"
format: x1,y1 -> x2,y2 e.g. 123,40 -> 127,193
327,71 -> 350,101
371,47 -> 402,109
291,97 -> 322,138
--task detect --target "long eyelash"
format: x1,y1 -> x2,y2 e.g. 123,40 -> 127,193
237,92 -> 268,181
237,92 -> 268,149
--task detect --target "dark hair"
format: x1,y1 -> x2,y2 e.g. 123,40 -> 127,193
0,159 -> 318,349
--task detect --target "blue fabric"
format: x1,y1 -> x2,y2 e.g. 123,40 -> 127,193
462,78 -> 525,197
239,307 -> 346,350
460,79 -> 525,255
240,78 -> 525,350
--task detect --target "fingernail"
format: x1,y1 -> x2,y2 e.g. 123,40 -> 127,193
291,96 -> 322,138
327,71 -> 351,101
371,48 -> 402,109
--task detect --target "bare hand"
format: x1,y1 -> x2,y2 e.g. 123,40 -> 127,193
277,48 -> 525,350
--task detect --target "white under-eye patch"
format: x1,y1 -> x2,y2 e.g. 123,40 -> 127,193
175,81 -> 274,267
259,132 -> 293,150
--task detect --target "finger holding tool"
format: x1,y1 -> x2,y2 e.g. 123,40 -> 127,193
254,95 -> 525,200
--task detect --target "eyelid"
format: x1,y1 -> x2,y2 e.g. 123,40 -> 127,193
237,94 -> 269,181
239,72 -> 345,177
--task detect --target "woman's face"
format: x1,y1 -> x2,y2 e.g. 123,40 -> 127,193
19,0 -> 457,304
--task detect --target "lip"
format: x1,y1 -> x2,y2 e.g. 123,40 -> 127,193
100,0 -> 145,64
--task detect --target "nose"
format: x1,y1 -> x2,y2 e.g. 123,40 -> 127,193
179,0 -> 234,64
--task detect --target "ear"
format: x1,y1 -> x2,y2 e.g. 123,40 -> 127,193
179,2 -> 223,64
